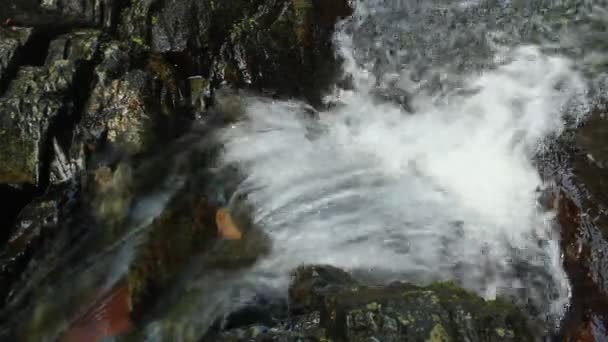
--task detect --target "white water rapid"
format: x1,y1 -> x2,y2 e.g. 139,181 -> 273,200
218,0 -> 592,323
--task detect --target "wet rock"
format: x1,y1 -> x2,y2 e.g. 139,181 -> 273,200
82,69 -> 178,157
211,265 -> 538,341
49,133 -> 85,185
559,110 -> 608,293
370,86 -> 414,113
210,312 -> 327,342
539,106 -> 608,340
116,0 -> 351,104
82,45 -> 187,160
0,29 -> 100,186
0,0 -> 352,339
148,0 -> 202,54
83,70 -> 154,155
188,76 -> 210,116
220,0 -> 353,104
0,0 -> 114,29
0,182 -> 75,306
44,29 -> 101,64
38,0 -> 114,27
289,264 -> 356,313
90,163 -> 133,225
0,27 -> 33,89
96,40 -> 131,79
0,62 -> 76,185
125,185 -> 218,316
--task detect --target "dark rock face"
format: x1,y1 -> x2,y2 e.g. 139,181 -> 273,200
0,0 -> 350,228
0,184 -> 62,301
0,0 -> 350,182
0,27 -> 33,89
0,29 -> 99,185
0,62 -> 76,184
536,107 -> 608,340
208,265 -> 538,342
0,0 -> 115,29
0,0 -> 350,339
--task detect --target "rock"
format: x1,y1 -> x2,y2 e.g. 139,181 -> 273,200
209,312 -> 327,342
0,29 -> 100,185
49,133 -> 85,185
541,107 -> 608,340
82,69 -> 155,156
0,182 -> 77,307
115,0 -> 351,104
188,76 -> 210,116
0,0 -> 114,29
82,49 -> 186,159
0,61 -> 76,184
209,265 -> 538,342
0,0 -> 352,339
125,182 -> 219,317
37,0 -> 113,27
370,86 -> 414,113
0,146 -> 242,340
90,163 -> 133,226
44,29 -> 101,64
289,264 -> 356,313
219,0 -> 353,104
0,27 -> 33,89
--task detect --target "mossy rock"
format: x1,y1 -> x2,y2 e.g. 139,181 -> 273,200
211,266 -> 539,342
0,61 -> 77,185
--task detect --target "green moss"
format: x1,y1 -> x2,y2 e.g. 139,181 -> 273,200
292,0 -> 313,48
229,16 -> 259,42
427,324 -> 451,342
495,328 -> 515,338
131,36 -> 147,46
365,302 -> 380,311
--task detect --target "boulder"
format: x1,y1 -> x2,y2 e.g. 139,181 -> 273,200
81,45 -> 187,160
0,29 -> 100,186
208,265 -> 538,342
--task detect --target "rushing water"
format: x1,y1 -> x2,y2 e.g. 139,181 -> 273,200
6,1 -> 608,340
218,0 -> 602,327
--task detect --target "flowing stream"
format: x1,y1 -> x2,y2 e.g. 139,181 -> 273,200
7,1 -> 608,340
218,0 -> 607,327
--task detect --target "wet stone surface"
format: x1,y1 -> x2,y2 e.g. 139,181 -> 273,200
207,265 -> 538,342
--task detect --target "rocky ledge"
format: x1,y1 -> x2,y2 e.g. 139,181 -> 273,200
0,0 -> 352,339
207,265 -> 538,342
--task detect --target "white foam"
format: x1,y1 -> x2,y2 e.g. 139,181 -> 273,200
220,40 -> 588,319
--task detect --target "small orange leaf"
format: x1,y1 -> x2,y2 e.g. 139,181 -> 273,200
216,207 -> 242,240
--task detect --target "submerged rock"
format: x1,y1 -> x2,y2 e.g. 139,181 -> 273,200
209,265 -> 538,342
